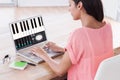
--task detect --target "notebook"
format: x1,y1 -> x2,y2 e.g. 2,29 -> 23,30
9,15 -> 63,64
9,61 -> 28,70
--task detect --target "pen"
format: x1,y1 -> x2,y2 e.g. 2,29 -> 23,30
21,61 -> 36,66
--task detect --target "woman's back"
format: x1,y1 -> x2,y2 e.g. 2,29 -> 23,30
66,23 -> 114,80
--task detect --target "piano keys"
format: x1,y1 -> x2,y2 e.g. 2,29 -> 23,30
10,16 -> 47,50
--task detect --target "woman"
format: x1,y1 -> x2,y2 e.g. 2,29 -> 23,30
31,0 -> 114,80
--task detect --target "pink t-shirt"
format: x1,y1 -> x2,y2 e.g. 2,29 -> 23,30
65,23 -> 114,80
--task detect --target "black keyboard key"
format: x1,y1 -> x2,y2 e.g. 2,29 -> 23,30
26,20 -> 30,30
33,18 -> 37,28
11,24 -> 15,34
15,23 -> 19,33
20,22 -> 24,32
38,17 -> 41,26
30,19 -> 34,29
40,17 -> 44,26
23,21 -> 27,31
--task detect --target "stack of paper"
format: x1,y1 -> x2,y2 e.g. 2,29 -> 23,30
9,61 -> 28,70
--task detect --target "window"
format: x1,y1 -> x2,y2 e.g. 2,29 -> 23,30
0,0 -> 16,6
0,0 -> 13,3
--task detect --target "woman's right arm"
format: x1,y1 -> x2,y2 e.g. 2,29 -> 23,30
31,47 -> 72,76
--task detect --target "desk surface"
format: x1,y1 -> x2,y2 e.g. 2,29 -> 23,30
0,55 -> 63,80
0,32 -> 66,80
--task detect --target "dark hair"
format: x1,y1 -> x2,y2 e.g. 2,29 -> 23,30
73,0 -> 104,22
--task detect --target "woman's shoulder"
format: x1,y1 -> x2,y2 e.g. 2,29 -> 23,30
102,21 -> 111,28
83,22 -> 111,31
69,28 -> 85,39
72,27 -> 85,35
104,21 -> 111,25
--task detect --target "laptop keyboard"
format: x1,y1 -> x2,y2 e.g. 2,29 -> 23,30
19,52 -> 43,64
18,47 -> 63,64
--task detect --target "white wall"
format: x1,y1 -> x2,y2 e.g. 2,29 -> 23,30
102,0 -> 119,21
17,0 -> 119,22
17,0 -> 69,7
0,8 -> 15,34
116,0 -> 120,22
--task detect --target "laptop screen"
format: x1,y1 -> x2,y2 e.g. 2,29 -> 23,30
9,16 -> 47,50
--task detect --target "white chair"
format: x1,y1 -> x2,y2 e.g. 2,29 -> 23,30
94,54 -> 120,80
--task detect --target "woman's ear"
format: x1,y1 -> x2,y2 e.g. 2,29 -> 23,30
77,1 -> 83,10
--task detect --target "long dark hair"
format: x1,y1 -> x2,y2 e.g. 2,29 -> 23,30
73,0 -> 104,22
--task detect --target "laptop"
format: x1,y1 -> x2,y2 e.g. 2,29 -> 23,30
9,16 -> 63,64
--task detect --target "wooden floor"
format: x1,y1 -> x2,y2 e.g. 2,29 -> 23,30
0,6 -> 120,60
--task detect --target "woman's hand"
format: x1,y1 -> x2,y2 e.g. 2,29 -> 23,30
31,47 -> 49,59
45,42 -> 65,53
